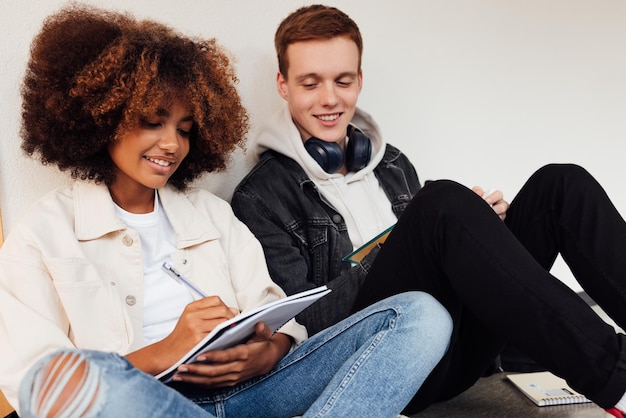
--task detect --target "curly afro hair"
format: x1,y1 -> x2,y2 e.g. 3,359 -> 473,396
21,5 -> 249,190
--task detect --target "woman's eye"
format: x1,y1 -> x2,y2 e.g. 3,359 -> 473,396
178,122 -> 193,137
141,120 -> 161,128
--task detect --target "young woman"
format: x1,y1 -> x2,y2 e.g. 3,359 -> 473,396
0,6 -> 452,417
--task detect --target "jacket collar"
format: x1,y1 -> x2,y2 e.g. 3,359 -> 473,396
74,182 -> 126,240
73,182 -> 219,247
158,186 -> 220,248
379,144 -> 402,165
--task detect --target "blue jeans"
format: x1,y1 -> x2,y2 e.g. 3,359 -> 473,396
19,292 -> 451,418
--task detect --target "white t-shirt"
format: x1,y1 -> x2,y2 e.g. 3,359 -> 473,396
114,191 -> 194,345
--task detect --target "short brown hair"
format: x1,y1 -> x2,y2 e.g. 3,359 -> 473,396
21,5 -> 249,190
274,4 -> 363,78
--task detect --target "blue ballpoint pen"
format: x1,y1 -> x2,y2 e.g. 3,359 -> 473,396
162,261 -> 207,298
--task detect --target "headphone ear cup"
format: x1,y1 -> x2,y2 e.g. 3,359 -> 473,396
304,138 -> 344,173
345,128 -> 372,172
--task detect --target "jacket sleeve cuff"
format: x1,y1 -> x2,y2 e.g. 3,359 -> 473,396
277,318 -> 308,346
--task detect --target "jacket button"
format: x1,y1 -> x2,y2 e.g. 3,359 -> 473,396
125,295 -> 136,306
122,235 -> 133,246
332,214 -> 342,224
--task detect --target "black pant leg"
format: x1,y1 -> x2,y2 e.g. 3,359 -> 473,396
506,163 -> 626,330
354,175 -> 626,410
354,180 -> 509,411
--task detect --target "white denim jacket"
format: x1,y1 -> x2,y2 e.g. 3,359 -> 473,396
0,182 -> 307,409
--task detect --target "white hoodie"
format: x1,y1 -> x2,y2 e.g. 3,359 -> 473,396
254,106 -> 397,249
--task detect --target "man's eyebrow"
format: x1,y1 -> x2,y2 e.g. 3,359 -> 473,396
294,71 -> 358,83
335,71 -> 359,80
294,73 -> 321,83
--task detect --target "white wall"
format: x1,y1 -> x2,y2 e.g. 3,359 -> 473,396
2,0 -> 626,292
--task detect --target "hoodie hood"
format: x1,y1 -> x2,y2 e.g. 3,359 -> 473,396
254,106 -> 387,183
252,105 -> 397,249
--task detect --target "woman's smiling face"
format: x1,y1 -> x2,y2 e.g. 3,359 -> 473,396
108,92 -> 193,211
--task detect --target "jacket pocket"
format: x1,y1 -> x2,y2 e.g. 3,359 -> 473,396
45,258 -> 131,352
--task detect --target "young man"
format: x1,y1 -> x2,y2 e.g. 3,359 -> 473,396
232,4 -> 626,416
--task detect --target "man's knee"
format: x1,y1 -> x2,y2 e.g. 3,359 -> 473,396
533,163 -> 590,184
411,179 -> 479,214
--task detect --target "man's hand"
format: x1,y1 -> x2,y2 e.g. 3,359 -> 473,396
472,186 -> 509,221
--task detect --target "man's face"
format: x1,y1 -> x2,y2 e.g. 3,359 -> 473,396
277,36 -> 362,145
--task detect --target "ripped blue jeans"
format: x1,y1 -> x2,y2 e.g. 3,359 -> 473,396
18,292 -> 451,418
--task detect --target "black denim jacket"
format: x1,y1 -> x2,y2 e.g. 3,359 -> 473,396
232,144 -> 421,335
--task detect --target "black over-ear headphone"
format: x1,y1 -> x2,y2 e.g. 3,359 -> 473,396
304,125 -> 372,173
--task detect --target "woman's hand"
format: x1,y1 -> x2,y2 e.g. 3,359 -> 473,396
126,296 -> 239,375
166,296 -> 240,352
472,186 -> 509,221
171,323 -> 293,388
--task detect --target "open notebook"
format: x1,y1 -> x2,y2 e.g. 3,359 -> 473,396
156,285 -> 331,383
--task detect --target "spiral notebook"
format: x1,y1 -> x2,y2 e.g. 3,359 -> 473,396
507,372 -> 591,406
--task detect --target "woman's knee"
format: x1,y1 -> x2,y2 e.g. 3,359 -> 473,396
412,291 -> 452,329
21,350 -> 105,418
395,291 -> 453,343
